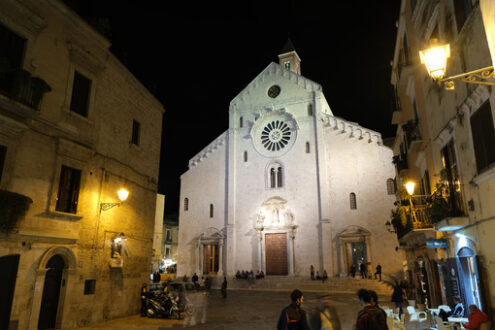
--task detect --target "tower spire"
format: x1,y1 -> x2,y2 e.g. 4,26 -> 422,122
278,38 -> 301,74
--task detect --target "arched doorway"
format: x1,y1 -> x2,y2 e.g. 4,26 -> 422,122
337,226 -> 372,277
38,255 -> 65,330
457,247 -> 483,312
0,254 -> 20,329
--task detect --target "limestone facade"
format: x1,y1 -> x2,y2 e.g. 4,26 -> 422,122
391,0 -> 495,318
0,0 -> 164,328
177,47 -> 404,281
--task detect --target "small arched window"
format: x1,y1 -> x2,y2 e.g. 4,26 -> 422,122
350,193 -> 357,210
239,116 -> 243,128
386,178 -> 396,195
184,198 -> 189,211
268,163 -> 283,188
209,204 -> 214,218
305,142 -> 310,153
308,104 -> 313,116
244,151 -> 248,162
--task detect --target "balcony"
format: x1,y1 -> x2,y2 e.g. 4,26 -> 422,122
393,154 -> 409,174
403,120 -> 423,152
0,68 -> 51,119
391,186 -> 467,239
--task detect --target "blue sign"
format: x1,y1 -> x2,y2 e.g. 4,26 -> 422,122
426,239 -> 448,249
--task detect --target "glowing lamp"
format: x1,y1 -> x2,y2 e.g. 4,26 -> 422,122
405,181 -> 415,196
118,188 -> 129,202
419,40 -> 450,80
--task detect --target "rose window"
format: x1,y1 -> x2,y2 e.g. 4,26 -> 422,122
261,120 -> 291,151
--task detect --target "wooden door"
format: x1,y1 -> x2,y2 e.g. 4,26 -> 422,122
38,255 -> 65,330
265,233 -> 288,275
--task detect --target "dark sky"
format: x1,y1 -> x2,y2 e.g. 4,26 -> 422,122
64,1 -> 401,216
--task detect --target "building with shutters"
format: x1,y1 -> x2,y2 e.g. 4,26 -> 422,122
390,0 -> 495,319
0,0 -> 164,328
177,41 -> 405,281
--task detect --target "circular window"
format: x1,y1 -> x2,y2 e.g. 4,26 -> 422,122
261,120 -> 291,151
267,85 -> 281,98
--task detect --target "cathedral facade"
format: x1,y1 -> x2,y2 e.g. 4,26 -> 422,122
177,44 -> 403,279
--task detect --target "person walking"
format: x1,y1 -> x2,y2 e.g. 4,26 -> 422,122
391,283 -> 405,320
322,270 -> 328,283
355,289 -> 388,330
374,264 -> 382,281
277,289 -> 310,330
350,264 -> 356,278
192,273 -> 199,289
359,262 -> 367,279
310,265 -> 315,280
221,277 -> 227,298
309,294 -> 341,330
140,283 -> 148,317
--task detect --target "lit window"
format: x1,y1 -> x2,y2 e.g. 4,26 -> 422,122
284,61 -> 290,70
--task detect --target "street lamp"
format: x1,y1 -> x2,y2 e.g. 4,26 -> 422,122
419,39 -> 495,90
100,188 -> 129,212
404,181 -> 418,222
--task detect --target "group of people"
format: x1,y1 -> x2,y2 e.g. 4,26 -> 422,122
309,265 -> 328,282
190,273 -> 211,291
348,263 -> 382,280
235,269 -> 265,280
276,288 -> 387,330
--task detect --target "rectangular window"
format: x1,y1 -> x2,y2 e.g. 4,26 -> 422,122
166,229 -> 171,241
441,140 -> 464,215
84,279 -> 96,295
244,151 -> 248,162
0,145 -> 6,183
165,246 -> 171,258
209,204 -> 214,218
56,165 -> 81,213
471,101 -> 495,173
0,23 -> 26,91
131,120 -> 140,146
70,71 -> 91,117
284,61 -> 290,70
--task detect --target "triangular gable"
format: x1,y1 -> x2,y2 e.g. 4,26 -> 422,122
230,62 -> 322,106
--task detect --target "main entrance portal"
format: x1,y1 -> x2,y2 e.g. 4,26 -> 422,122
265,233 -> 288,275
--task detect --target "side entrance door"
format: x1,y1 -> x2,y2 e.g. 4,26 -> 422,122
265,233 -> 288,275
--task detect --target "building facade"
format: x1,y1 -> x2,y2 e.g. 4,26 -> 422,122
162,219 -> 179,273
0,0 -> 164,328
391,0 -> 494,318
177,43 -> 404,281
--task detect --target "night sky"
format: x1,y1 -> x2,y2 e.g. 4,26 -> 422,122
63,1 -> 401,217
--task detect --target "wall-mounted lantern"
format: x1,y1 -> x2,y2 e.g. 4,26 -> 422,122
100,188 -> 129,212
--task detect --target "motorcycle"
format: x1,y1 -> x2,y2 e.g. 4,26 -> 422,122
146,291 -> 180,319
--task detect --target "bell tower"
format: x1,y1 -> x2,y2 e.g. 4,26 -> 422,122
278,38 -> 301,75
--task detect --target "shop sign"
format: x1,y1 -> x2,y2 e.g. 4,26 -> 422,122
426,239 -> 448,249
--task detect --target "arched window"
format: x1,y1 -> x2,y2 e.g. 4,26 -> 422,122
386,178 -> 396,195
268,163 -> 283,188
209,204 -> 214,218
244,151 -> 248,162
184,198 -> 189,211
308,104 -> 313,116
350,193 -> 357,210
239,116 -> 243,128
305,142 -> 310,153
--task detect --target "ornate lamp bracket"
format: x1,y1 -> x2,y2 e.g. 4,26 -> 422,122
441,66 -> 495,90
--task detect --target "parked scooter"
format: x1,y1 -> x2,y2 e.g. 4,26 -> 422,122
146,291 -> 180,319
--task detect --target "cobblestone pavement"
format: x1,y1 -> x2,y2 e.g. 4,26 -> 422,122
76,290 -> 432,329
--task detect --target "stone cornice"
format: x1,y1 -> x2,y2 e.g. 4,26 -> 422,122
322,114 -> 383,144
0,0 -> 46,36
230,62 -> 322,107
188,130 -> 228,168
68,41 -> 106,75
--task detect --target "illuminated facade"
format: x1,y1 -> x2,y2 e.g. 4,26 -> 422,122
391,0 -> 495,318
177,42 -> 404,280
0,0 -> 164,328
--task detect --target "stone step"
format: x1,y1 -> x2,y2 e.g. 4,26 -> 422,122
228,277 -> 393,295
